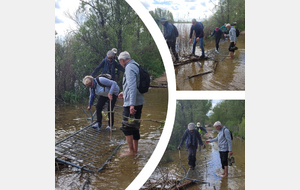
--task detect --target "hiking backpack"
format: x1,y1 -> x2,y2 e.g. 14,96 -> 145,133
95,74 -> 112,87
130,63 -> 150,94
223,128 -> 233,141
198,22 -> 204,29
236,28 -> 240,37
172,24 -> 179,37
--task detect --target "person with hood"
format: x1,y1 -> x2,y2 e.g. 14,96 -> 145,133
189,19 -> 205,58
178,123 -> 206,170
117,51 -> 145,155
196,122 -> 208,135
91,50 -> 125,81
210,27 -> 224,53
224,23 -> 238,59
82,74 -> 119,131
160,18 -> 179,61
206,121 -> 233,177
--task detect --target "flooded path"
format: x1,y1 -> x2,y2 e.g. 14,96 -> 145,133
174,23 -> 245,91
149,127 -> 245,190
55,88 -> 168,189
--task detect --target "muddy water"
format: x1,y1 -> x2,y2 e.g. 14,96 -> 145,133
156,128 -> 245,190
55,88 -> 168,189
174,23 -> 245,91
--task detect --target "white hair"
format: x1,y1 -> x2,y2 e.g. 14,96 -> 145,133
118,51 -> 131,61
107,50 -> 115,57
82,76 -> 93,86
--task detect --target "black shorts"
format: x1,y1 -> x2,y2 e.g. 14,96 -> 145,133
219,151 -> 229,169
122,105 -> 143,140
229,42 -> 235,52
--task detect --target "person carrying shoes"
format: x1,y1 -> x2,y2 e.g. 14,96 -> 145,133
178,123 -> 206,170
117,51 -> 145,156
205,121 -> 233,177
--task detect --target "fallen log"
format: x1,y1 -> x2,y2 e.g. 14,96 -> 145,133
150,85 -> 167,88
174,56 -> 209,66
187,70 -> 213,79
170,180 -> 195,190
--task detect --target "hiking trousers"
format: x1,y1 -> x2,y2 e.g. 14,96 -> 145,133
219,151 -> 229,169
215,37 -> 221,51
187,145 -> 197,167
167,40 -> 179,61
96,94 -> 117,127
122,105 -> 143,140
192,37 -> 205,56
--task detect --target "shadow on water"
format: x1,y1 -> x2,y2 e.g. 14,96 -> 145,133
155,128 -> 245,190
174,23 -> 245,91
55,88 -> 168,190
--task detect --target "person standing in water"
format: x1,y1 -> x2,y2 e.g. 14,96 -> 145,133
206,121 -> 233,177
178,123 -> 206,170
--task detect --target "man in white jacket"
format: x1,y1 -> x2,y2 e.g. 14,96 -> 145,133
206,121 -> 233,177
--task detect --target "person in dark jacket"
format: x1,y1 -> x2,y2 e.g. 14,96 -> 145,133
189,19 -> 205,58
91,50 -> 125,81
178,123 -> 206,170
210,27 -> 224,53
160,18 -> 179,61
196,122 -> 208,135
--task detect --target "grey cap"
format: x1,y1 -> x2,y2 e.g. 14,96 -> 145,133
188,123 -> 196,130
213,121 -> 222,127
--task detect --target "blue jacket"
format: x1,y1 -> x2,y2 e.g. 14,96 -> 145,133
122,59 -> 145,107
91,57 -> 125,80
209,126 -> 232,152
89,77 -> 119,108
197,126 -> 208,134
163,21 -> 176,42
179,129 -> 204,149
190,22 -> 204,39
211,29 -> 223,40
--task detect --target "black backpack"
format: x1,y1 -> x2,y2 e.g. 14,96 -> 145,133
130,63 -> 150,94
223,128 -> 233,141
172,24 -> 179,38
95,74 -> 112,87
236,28 -> 240,37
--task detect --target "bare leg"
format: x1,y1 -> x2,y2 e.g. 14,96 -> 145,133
120,135 -> 135,155
133,140 -> 139,154
220,166 -> 228,177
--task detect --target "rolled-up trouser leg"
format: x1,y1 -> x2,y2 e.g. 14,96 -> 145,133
219,151 -> 229,169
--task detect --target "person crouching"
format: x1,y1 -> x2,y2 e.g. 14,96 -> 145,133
82,74 -> 119,130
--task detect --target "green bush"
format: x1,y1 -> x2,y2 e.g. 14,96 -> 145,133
62,91 -> 79,103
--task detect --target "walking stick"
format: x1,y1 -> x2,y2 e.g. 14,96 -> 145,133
110,99 -> 112,141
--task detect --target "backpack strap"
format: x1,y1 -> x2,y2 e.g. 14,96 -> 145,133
95,77 -> 108,88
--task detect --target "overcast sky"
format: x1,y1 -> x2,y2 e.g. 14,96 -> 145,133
139,0 -> 219,21
55,0 -> 80,38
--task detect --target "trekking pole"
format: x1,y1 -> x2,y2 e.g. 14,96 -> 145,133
110,99 -> 112,141
179,149 -> 181,166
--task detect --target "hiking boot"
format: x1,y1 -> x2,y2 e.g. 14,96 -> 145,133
200,55 -> 205,58
121,120 -> 140,130
228,159 -> 232,166
189,53 -> 195,56
106,126 -> 111,130
230,46 -> 238,51
92,122 -> 100,129
230,157 -> 235,163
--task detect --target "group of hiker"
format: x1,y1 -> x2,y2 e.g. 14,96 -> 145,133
82,49 -> 148,155
159,17 -> 240,61
178,121 -> 233,177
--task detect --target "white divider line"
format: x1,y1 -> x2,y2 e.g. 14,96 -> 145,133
125,0 -> 176,190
